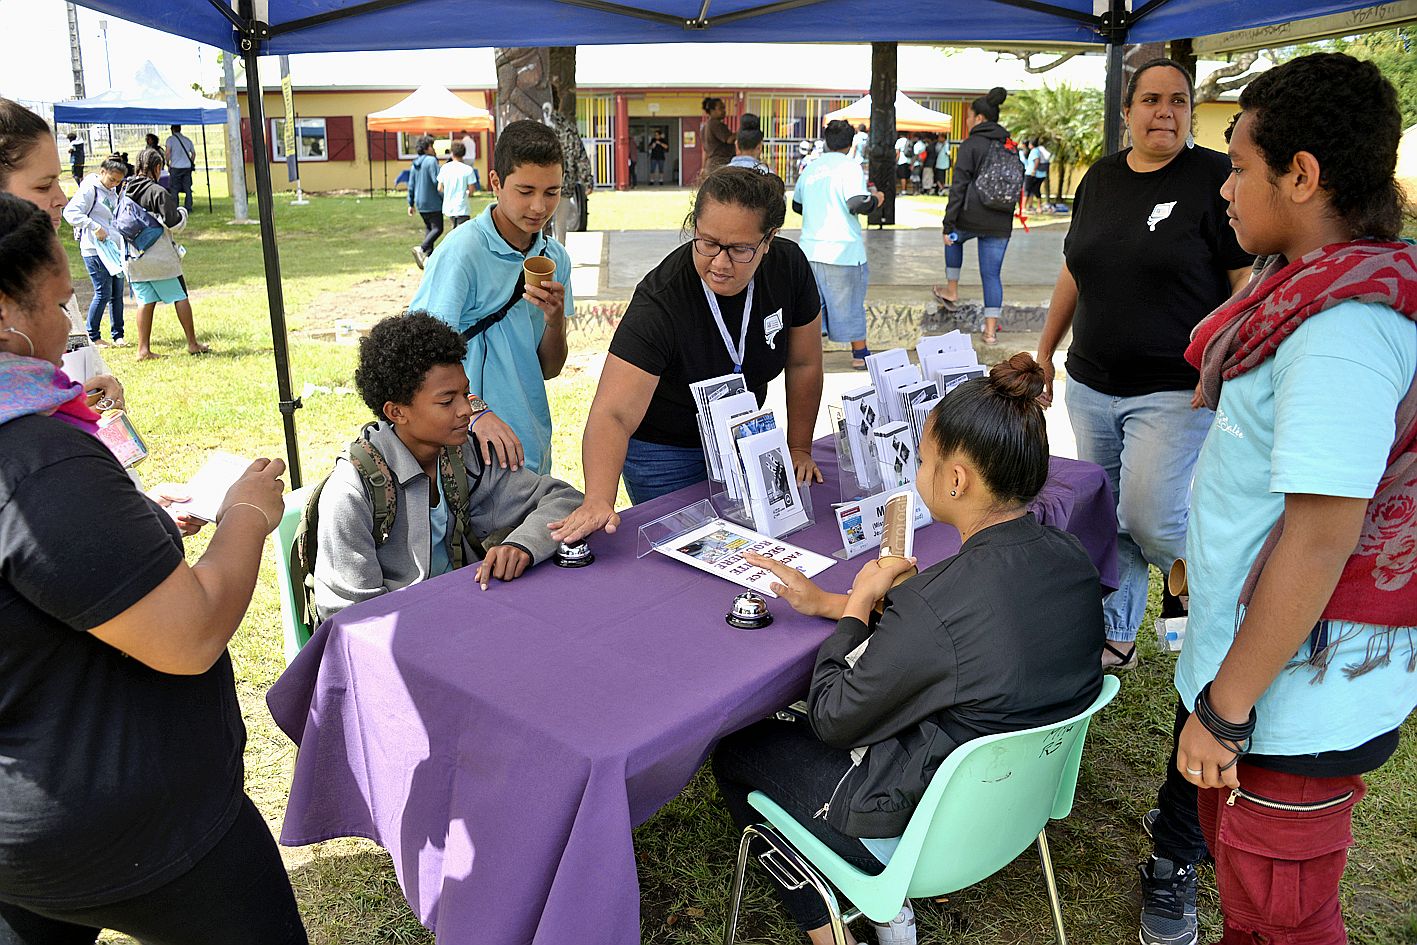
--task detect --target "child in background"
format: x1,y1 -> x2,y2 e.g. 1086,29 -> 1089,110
714,354 -> 1104,945
313,312 -> 582,621
438,140 -> 477,229
62,155 -> 128,347
1175,52 -> 1417,945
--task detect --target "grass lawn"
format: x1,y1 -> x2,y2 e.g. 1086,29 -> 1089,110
68,193 -> 1417,945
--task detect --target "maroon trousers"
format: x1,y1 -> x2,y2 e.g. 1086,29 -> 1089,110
1198,762 -> 1365,945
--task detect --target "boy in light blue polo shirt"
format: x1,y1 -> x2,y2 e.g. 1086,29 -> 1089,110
792,119 -> 882,367
409,121 -> 573,476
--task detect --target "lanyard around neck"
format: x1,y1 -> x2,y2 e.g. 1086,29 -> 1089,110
700,278 -> 753,374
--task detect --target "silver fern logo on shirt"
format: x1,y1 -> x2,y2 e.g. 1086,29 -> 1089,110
1147,202 -> 1178,232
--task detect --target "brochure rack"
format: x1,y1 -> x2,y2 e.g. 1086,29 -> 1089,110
696,409 -> 815,538
830,403 -> 883,503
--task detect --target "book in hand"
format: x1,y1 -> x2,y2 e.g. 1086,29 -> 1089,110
166,451 -> 253,523
654,518 -> 834,598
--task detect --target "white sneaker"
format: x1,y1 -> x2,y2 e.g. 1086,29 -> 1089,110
412,246 -> 427,269
111,337 -> 128,347
870,900 -> 916,945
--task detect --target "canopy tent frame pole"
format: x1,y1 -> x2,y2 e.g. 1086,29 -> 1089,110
200,123 -> 213,212
1100,0 -> 1129,155
235,1 -> 304,488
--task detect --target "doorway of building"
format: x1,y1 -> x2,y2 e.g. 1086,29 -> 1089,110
628,118 -> 680,187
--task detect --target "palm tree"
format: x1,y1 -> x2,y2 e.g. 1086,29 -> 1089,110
1003,82 -> 1103,203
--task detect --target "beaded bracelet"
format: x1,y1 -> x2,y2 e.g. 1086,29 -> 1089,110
1195,681 -> 1256,772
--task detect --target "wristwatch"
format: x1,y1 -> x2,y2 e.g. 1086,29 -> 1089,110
467,395 -> 490,414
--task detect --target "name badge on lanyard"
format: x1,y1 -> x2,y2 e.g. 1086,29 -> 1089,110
701,278 -> 753,374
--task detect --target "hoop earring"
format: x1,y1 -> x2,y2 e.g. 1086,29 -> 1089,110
2,327 -> 34,358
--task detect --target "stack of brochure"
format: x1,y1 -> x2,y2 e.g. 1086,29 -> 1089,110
917,331 -> 986,396
691,373 -> 810,537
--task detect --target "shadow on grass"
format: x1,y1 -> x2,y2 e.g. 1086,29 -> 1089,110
288,846 -> 433,945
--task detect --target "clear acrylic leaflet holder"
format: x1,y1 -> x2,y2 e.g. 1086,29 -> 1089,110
830,403 -> 884,504
698,409 -> 814,537
637,498 -> 719,559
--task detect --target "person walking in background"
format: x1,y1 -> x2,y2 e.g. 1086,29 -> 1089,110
63,155 -> 128,348
627,134 -> 639,188
935,87 -> 1016,345
849,123 -> 869,170
1030,139 -> 1052,211
793,119 -> 881,368
933,135 -> 951,194
407,134 -> 443,269
163,124 -> 195,212
729,113 -> 767,173
894,130 -> 911,195
438,140 -> 476,230
66,132 -> 84,182
123,148 -> 211,360
701,96 -> 735,178
920,134 -> 936,195
649,130 -> 669,185
458,128 -> 477,164
1032,58 -> 1253,945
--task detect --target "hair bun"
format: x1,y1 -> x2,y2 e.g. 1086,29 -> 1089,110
988,352 -> 1045,403
987,87 -> 1008,107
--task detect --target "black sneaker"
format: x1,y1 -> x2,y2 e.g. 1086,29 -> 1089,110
1139,855 -> 1198,945
1142,808 -> 1159,840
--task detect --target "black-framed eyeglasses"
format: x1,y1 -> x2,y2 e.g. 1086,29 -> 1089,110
690,234 -> 768,264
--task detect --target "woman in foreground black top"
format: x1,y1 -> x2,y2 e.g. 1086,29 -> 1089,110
714,353 -> 1104,945
0,194 -> 305,943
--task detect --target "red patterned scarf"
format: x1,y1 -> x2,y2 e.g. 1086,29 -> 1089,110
1185,240 -> 1417,631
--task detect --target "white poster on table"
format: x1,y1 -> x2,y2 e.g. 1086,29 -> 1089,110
737,427 -> 809,537
654,518 -> 835,596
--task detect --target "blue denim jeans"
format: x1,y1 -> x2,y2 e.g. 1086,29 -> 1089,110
944,230 -> 1009,322
1065,378 -> 1211,641
713,719 -> 884,931
808,259 -> 868,344
82,254 -> 124,342
621,437 -> 708,505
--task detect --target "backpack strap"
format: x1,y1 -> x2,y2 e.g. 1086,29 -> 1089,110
460,269 -> 528,345
346,426 -> 399,546
438,445 -> 486,570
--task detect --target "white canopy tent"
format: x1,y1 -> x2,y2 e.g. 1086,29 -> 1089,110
825,91 -> 953,134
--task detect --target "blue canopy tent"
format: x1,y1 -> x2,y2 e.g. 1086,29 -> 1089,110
54,61 -> 226,212
66,0 -> 1398,486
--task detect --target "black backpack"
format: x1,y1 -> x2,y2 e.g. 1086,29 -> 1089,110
972,137 -> 1026,213
290,425 -> 485,631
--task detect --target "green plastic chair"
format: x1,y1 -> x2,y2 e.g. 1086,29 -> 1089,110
272,486 -> 313,665
725,674 -> 1121,945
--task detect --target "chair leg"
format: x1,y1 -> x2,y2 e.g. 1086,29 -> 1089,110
728,825 -> 851,945
724,827 -> 755,945
1036,828 -> 1068,945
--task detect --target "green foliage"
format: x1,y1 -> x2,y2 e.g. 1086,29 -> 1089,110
1269,29 -> 1417,129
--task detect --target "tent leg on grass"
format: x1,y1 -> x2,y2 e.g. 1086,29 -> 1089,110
239,5 -> 303,488
201,123 -> 213,213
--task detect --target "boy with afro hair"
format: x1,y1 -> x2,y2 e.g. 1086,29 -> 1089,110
313,312 -> 582,620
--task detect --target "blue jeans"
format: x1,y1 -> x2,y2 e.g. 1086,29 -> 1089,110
621,437 -> 708,505
82,254 -> 124,342
808,259 -> 868,344
1065,378 -> 1211,642
713,719 -> 884,931
944,230 -> 1009,322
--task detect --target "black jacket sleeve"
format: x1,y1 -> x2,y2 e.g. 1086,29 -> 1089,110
941,137 -> 982,233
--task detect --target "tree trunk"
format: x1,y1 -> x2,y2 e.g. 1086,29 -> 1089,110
548,46 -> 577,122
869,42 -> 897,227
1169,38 -> 1197,86
493,47 -> 552,130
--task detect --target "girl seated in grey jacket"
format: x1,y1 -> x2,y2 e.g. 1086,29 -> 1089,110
714,354 -> 1104,945
313,312 -> 582,621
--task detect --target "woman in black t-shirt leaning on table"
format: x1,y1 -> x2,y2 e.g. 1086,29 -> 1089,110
550,166 -> 824,543
0,195 -> 305,944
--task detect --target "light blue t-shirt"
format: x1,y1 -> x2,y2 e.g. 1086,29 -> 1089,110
1176,300 -> 1417,756
408,204 -> 573,475
438,160 -> 475,218
429,473 -> 452,578
792,151 -> 869,267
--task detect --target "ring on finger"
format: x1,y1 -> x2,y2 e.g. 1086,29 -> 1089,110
1185,766 -> 1204,777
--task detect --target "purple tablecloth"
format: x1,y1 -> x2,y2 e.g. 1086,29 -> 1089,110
266,448 -> 1116,945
